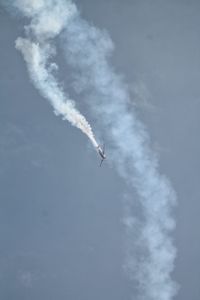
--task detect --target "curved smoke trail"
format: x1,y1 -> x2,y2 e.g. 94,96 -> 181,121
5,1 -> 178,299
61,5 -> 178,300
12,0 -> 98,148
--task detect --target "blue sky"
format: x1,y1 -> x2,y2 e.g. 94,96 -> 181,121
0,1 -> 200,299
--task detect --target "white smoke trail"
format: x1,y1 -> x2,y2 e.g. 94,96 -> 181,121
60,6 -> 178,300
12,0 -> 98,148
5,0 -> 178,299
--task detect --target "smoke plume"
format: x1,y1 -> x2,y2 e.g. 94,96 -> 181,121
12,0 -> 98,148
5,1 -> 178,299
62,6 -> 178,300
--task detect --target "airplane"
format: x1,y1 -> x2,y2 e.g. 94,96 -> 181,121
96,144 -> 106,167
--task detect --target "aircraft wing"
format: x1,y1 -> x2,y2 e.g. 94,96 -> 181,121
100,159 -> 103,167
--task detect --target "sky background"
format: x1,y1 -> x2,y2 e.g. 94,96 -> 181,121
0,0 -> 200,299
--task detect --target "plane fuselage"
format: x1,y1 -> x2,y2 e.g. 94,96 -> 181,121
97,145 -> 106,160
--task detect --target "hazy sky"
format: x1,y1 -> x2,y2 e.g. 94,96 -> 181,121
0,1 -> 200,299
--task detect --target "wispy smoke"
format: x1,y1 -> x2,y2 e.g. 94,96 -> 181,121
62,8 -> 178,300
12,0 -> 98,148
5,1 -> 178,299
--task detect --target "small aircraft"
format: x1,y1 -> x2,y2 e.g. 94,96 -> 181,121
96,144 -> 106,167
